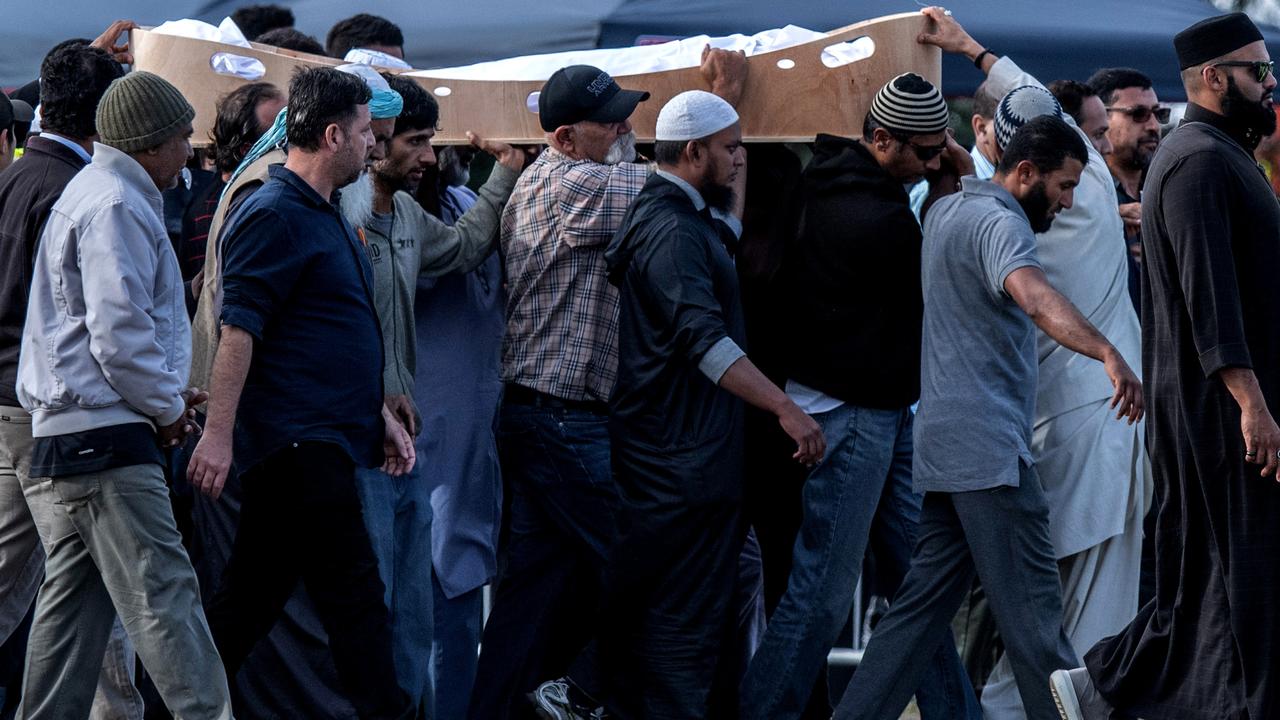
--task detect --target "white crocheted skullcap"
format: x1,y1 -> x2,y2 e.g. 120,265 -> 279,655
655,90 -> 740,142
995,85 -> 1064,151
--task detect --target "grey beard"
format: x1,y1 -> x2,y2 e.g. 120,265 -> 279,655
604,133 -> 637,165
339,171 -> 377,229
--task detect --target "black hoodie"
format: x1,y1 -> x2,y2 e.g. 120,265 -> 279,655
780,134 -> 923,409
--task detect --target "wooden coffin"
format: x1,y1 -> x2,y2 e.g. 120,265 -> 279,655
130,12 -> 940,146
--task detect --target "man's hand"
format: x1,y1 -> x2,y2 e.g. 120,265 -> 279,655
182,387 -> 209,409
921,131 -> 972,219
917,7 -> 988,66
191,268 -> 205,299
729,145 -> 748,220
91,20 -> 138,65
381,405 -> 416,477
1241,404 -> 1280,480
158,410 -> 201,448
385,394 -> 417,437
467,131 -> 528,173
700,45 -> 748,107
1102,349 -> 1144,424
1118,202 -> 1142,234
188,426 -> 233,500
778,403 -> 826,465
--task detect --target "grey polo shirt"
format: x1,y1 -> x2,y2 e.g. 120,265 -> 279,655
913,176 -> 1042,493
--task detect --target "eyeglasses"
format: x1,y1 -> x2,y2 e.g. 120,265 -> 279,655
1213,60 -> 1276,84
1105,105 -> 1172,124
904,139 -> 947,161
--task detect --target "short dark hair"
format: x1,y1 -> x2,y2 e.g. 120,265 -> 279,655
996,114 -> 1089,175
255,27 -> 326,56
325,14 -> 404,59
286,67 -> 372,151
39,44 -> 123,139
861,112 -> 923,143
1048,80 -> 1098,126
212,82 -> 284,174
231,5 -> 295,41
384,75 -> 438,135
653,140 -> 686,165
1087,67 -> 1153,106
973,79 -> 999,121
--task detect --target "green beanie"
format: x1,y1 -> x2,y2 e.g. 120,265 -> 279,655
95,71 -> 195,153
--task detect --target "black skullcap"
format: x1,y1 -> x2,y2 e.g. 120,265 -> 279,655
1174,12 -> 1264,70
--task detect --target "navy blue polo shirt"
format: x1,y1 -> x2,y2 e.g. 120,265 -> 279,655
220,165 -> 384,471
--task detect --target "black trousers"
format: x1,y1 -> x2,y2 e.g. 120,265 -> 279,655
205,442 -> 411,720
570,451 -> 747,720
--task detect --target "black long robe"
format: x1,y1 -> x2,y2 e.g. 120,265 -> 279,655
604,173 -> 748,507
1085,104 -> 1280,720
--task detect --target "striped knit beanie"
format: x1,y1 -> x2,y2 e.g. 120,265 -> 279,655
994,85 -> 1063,151
869,73 -> 949,135
96,72 -> 195,153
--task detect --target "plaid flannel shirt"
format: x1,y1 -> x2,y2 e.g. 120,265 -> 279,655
500,147 -> 649,402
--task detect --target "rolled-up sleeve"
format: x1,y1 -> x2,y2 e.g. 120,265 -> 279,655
220,209 -> 304,340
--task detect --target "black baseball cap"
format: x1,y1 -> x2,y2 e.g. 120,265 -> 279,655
538,65 -> 650,132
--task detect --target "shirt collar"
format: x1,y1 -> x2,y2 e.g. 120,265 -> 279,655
1183,102 -> 1261,152
970,144 -> 996,181
90,143 -> 161,207
268,164 -> 337,209
960,175 -> 1030,225
41,133 -> 92,164
655,169 -> 706,211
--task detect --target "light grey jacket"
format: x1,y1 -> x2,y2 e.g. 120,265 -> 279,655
18,143 -> 190,437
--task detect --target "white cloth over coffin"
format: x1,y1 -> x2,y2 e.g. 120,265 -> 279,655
412,25 -> 874,82
151,17 -> 265,80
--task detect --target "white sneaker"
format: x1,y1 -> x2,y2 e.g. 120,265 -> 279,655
1050,667 -> 1115,720
530,678 -> 606,720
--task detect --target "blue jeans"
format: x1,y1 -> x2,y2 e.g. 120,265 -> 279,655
430,569 -> 482,720
468,401 -> 617,720
741,405 -> 978,720
354,466 -> 435,714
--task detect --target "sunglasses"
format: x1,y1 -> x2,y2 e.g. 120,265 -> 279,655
1105,105 -> 1172,124
1213,59 -> 1276,84
904,139 -> 947,161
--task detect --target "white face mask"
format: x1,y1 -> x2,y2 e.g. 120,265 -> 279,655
338,170 -> 377,228
603,132 -> 638,165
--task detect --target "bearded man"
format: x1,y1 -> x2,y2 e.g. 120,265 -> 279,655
469,52 -> 748,719
1052,13 -> 1280,720
337,73 -> 524,716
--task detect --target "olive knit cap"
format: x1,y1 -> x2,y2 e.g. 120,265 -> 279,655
95,71 -> 195,153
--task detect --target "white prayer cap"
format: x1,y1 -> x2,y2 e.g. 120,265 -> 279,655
655,90 -> 739,142
343,47 -> 413,70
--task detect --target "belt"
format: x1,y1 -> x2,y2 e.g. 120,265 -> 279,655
503,384 -> 608,415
